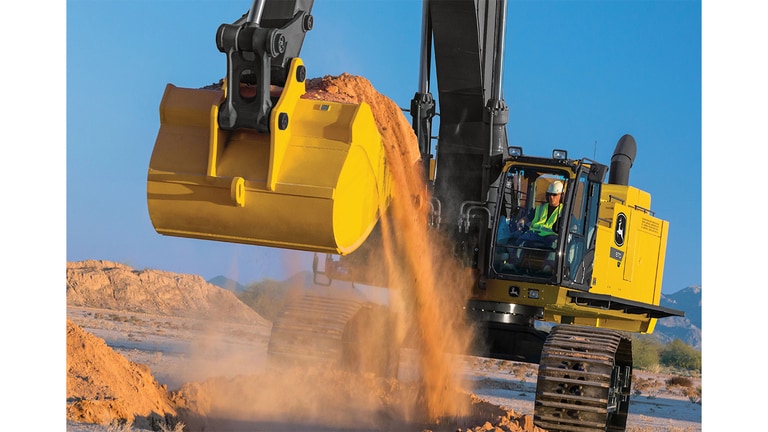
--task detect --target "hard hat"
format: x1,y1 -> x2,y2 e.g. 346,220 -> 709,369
547,181 -> 563,194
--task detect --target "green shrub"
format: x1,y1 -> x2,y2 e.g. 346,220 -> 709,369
659,338 -> 701,371
236,279 -> 292,321
632,336 -> 661,370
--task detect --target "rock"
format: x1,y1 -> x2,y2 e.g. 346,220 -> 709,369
66,260 -> 268,326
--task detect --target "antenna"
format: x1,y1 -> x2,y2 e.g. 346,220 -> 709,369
594,140 -> 597,159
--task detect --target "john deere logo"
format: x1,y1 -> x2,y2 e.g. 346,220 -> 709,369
614,213 -> 627,247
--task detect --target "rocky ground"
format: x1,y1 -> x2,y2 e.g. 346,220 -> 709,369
65,260 -> 702,432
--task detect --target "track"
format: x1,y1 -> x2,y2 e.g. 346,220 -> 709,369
534,325 -> 632,432
267,294 -> 365,367
267,293 -> 400,377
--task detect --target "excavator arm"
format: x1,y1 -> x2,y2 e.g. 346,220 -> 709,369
407,0 -> 512,220
216,0 -> 315,132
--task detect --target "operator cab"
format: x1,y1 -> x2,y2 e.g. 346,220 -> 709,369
491,161 -> 603,289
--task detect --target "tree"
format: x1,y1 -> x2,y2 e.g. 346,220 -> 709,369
659,338 -> 702,371
236,279 -> 292,321
632,336 -> 661,370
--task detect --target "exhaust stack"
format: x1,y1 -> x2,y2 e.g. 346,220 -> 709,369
608,134 -> 636,186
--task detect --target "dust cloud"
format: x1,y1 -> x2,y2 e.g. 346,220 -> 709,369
104,73 -> 483,430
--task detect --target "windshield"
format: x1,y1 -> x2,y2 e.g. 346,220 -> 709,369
493,166 -> 568,279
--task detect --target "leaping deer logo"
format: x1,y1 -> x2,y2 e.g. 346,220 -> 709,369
615,213 -> 627,246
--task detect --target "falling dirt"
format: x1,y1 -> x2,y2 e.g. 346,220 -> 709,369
304,74 -> 478,421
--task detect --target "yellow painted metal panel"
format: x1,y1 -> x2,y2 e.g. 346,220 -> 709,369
147,58 -> 393,254
591,184 -> 668,307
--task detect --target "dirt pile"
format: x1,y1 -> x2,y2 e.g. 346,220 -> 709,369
303,73 -> 421,166
67,313 -> 542,431
67,260 -> 268,326
171,367 -> 543,432
66,319 -> 179,429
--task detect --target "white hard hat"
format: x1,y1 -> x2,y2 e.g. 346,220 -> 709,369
547,181 -> 564,194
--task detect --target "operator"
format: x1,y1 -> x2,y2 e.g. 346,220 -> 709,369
509,180 -> 564,249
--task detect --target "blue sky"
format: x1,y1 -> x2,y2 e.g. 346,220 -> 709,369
63,0 -> 703,293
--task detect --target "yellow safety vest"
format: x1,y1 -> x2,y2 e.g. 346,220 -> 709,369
531,203 -> 561,236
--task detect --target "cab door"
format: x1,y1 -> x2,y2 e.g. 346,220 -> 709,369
562,168 -> 601,289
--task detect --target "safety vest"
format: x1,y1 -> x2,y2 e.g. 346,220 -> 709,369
531,203 -> 561,236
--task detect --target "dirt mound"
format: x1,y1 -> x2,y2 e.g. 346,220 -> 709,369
66,313 -> 541,431
303,73 -> 421,167
66,319 -> 179,429
67,260 -> 268,326
170,367 -> 543,432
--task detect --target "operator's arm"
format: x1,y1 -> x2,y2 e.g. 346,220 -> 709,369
552,213 -> 561,234
516,207 -> 535,231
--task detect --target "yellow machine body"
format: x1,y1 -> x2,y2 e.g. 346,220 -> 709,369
586,184 -> 669,332
591,185 -> 668,303
476,159 -> 670,335
147,59 -> 392,254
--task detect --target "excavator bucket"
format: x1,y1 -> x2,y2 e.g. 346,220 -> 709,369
147,58 -> 392,255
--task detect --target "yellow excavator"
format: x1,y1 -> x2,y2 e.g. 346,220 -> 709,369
147,1 -> 684,430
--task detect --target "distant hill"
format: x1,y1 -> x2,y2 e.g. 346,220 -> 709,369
66,260 -> 268,326
208,275 -> 247,293
661,285 -> 702,328
654,285 -> 702,350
